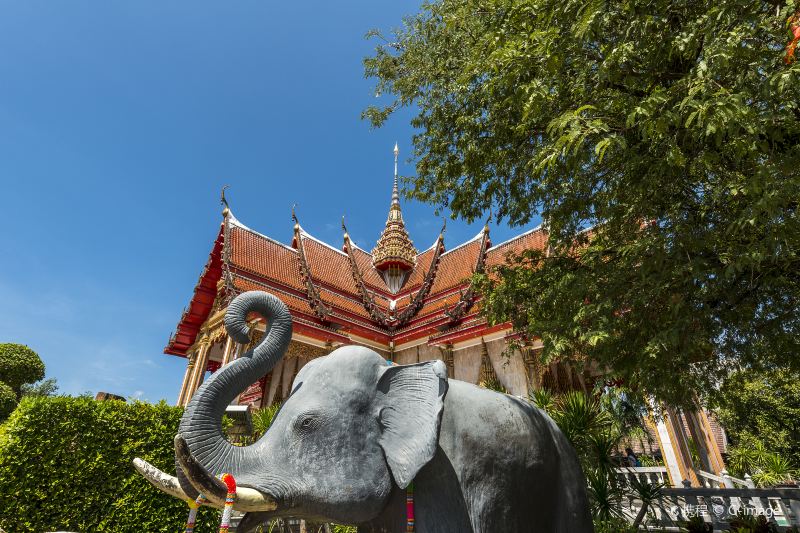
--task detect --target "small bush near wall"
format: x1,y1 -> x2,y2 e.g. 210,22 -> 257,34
0,396 -> 220,532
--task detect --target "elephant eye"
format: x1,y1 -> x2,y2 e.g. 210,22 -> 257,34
295,413 -> 321,432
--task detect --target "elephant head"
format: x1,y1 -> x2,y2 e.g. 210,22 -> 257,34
135,290 -> 448,524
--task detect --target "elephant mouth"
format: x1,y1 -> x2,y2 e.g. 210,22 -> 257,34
132,435 -> 279,513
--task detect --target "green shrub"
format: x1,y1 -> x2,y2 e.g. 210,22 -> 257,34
0,343 -> 45,394
0,382 -> 15,421
0,396 -> 220,532
593,517 -> 635,533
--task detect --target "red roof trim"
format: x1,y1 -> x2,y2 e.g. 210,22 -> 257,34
428,320 -> 510,346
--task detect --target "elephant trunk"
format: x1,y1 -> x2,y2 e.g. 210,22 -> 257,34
176,291 -> 292,500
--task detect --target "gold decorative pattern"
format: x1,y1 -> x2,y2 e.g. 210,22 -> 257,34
286,340 -> 328,359
438,344 -> 454,378
293,221 -> 333,322
444,225 -> 491,323
479,339 -> 498,387
371,179 -> 417,273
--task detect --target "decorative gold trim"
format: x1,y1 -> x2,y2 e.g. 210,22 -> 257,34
444,227 -> 491,323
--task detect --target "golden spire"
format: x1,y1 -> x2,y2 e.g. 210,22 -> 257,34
372,143 -> 417,292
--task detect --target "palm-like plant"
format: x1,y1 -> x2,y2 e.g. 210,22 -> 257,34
530,388 -> 553,412
585,467 -> 625,521
252,402 -> 282,438
727,437 -> 769,477
548,391 -> 614,445
627,475 -> 667,529
728,435 -> 797,487
532,388 -> 665,527
752,453 -> 797,487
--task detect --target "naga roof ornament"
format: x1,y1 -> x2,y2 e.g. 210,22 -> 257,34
444,218 -> 491,324
293,210 -> 333,323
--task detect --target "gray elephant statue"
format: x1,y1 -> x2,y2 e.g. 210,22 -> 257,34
135,291 -> 593,532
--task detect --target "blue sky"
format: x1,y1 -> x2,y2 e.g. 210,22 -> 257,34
0,1 -> 540,403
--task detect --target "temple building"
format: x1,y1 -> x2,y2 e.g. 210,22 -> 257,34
165,146 -> 727,488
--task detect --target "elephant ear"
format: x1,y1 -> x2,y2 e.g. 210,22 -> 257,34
375,360 -> 448,489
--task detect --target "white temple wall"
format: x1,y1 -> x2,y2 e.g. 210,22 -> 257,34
453,344 -> 482,384
417,344 -> 440,362
485,338 -> 528,396
393,345 -> 419,365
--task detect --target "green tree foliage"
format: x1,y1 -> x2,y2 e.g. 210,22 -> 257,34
364,0 -> 800,403
0,383 -> 16,421
712,368 -> 800,485
252,402 -> 282,438
21,377 -> 59,398
714,368 -> 800,466
0,343 -> 46,421
0,396 -> 219,533
0,343 -> 45,397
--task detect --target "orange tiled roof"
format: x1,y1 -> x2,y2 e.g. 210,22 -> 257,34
297,232 -> 355,292
317,287 -> 374,320
350,246 -> 390,293
486,226 -> 548,267
231,275 -> 316,316
228,221 -> 304,291
405,244 -> 437,289
429,235 -> 484,295
166,207 -> 549,356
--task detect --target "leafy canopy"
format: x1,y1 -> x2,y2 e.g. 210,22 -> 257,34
0,382 -> 15,421
712,368 -> 800,472
0,343 -> 44,394
21,377 -> 59,398
365,0 -> 800,403
0,343 -> 46,420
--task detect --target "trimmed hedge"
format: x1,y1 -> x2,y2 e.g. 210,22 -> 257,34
0,343 -> 45,393
0,382 -> 15,421
0,396 -> 220,532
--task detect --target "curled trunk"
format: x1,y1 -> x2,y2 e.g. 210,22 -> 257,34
176,291 -> 292,498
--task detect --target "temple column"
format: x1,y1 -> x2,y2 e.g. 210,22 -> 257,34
655,407 -> 700,487
177,352 -> 197,406
438,344 -> 454,379
478,339 -> 498,388
221,336 -> 234,366
185,335 -> 211,405
685,408 -> 726,478
522,346 -> 542,392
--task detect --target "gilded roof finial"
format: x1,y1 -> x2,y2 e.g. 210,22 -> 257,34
392,142 -> 400,206
440,217 -> 447,237
484,208 -> 493,233
220,185 -> 230,216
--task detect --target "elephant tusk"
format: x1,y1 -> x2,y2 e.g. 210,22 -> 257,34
175,435 -> 278,512
132,457 -> 223,510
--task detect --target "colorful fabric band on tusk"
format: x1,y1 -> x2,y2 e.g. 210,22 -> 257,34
185,493 -> 207,533
406,481 -> 415,532
219,473 -> 237,533
182,473 -> 236,533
